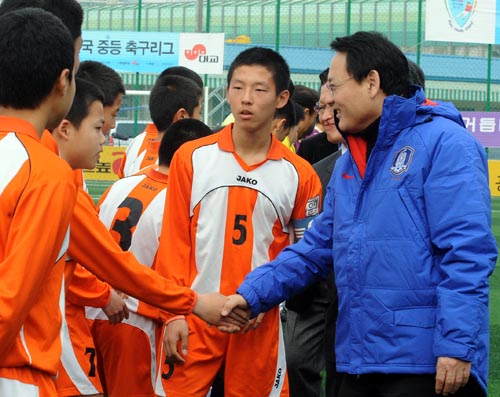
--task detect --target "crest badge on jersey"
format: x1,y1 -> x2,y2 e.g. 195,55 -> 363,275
444,0 -> 476,32
390,146 -> 415,175
305,195 -> 320,216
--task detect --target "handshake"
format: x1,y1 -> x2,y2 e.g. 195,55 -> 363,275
192,292 -> 256,332
163,292 -> 265,363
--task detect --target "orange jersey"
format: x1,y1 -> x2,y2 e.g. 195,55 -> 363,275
67,182 -> 196,315
154,124 -> 321,397
155,124 -> 322,295
87,166 -> 169,396
95,167 -> 168,321
118,123 -> 159,178
0,117 -> 77,392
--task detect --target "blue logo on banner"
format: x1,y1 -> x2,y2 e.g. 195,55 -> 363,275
445,0 -> 476,31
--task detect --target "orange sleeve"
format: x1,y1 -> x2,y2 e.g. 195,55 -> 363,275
65,263 -> 111,308
154,149 -> 193,287
117,151 -> 126,179
0,172 -> 76,358
68,187 -> 197,314
154,150 -> 194,321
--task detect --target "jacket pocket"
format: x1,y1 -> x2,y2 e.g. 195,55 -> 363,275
394,306 -> 436,328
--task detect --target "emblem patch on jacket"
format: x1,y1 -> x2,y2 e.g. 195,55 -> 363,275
390,146 -> 414,175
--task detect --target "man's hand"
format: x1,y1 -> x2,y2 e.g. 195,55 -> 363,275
163,318 -> 189,364
103,289 -> 129,325
217,294 -> 252,333
193,292 -> 249,331
435,356 -> 471,395
241,313 -> 265,333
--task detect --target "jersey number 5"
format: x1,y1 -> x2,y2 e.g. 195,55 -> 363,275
232,214 -> 247,245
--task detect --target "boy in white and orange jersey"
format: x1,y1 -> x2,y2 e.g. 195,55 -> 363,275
155,47 -> 322,397
49,77 -> 127,397
90,119 -> 212,397
118,66 -> 203,178
0,9 -> 78,397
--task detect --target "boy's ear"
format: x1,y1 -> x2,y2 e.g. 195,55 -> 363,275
55,68 -> 72,97
173,108 -> 188,122
53,119 -> 71,141
276,90 -> 290,110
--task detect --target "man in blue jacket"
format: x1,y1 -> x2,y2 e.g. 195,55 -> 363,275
222,31 -> 497,397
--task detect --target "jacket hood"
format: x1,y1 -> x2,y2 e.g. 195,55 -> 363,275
376,86 -> 465,148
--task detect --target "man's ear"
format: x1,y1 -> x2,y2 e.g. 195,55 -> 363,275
173,108 -> 188,123
276,90 -> 290,109
366,70 -> 381,98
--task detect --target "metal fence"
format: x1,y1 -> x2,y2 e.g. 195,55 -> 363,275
79,0 -> 500,130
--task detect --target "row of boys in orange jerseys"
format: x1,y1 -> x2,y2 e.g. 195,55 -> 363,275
63,54 -> 320,397
55,65 -> 209,397
0,2 -> 244,397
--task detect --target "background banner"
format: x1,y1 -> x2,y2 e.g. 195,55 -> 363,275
426,0 -> 500,44
80,31 -> 225,74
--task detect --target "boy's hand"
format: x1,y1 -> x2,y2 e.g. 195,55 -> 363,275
103,289 -> 129,324
217,294 -> 252,333
163,318 -> 189,363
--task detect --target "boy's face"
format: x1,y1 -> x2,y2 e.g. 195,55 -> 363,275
226,65 -> 288,134
190,97 -> 203,121
67,100 -> 105,170
103,93 -> 123,135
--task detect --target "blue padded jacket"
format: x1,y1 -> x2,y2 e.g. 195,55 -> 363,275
237,87 -> 497,394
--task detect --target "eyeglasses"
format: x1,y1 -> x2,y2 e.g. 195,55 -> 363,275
327,76 -> 354,96
314,102 -> 335,115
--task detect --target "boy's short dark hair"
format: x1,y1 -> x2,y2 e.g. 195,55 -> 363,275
65,78 -> 104,129
158,119 -> 212,167
274,99 -> 304,130
0,8 -> 74,109
159,66 -> 204,90
77,61 -> 125,107
149,75 -> 202,133
292,85 -> 319,114
0,0 -> 83,40
330,31 -> 410,97
227,47 -> 291,94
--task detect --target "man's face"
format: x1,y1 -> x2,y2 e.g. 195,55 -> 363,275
318,84 -> 343,144
327,52 -> 380,134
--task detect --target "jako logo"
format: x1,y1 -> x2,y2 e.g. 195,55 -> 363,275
185,44 -> 206,60
274,368 -> 282,388
236,175 -> 258,185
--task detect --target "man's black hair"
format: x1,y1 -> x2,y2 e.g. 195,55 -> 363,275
330,31 -> 410,97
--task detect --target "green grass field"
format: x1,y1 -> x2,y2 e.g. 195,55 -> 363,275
489,197 -> 500,396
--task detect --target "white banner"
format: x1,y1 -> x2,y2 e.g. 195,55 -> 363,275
425,0 -> 499,44
81,31 -> 225,75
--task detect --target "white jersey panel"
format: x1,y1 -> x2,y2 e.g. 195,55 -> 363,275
0,133 -> 28,195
